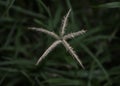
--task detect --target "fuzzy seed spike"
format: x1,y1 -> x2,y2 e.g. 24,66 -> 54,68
61,9 -> 71,36
62,39 -> 84,69
36,40 -> 61,65
28,27 -> 59,39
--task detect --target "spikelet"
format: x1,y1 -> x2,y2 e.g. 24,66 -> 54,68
28,27 -> 59,39
36,40 -> 61,65
64,30 -> 86,40
62,40 -> 84,68
61,9 -> 71,36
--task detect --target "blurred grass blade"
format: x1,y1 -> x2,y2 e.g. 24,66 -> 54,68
84,35 -> 110,44
46,78 -> 83,85
21,71 -> 34,85
98,2 -> 120,8
0,73 -> 7,85
4,22 -> 17,47
53,7 -> 62,28
2,0 -> 15,16
0,17 -> 18,22
0,67 -> 18,72
34,19 -> 47,28
82,28 -> 102,38
0,1 -> 45,19
80,43 -> 111,85
87,63 -> 95,86
109,28 -> 119,42
36,0 -> 51,17
0,59 -> 34,66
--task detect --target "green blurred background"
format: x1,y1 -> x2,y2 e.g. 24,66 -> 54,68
0,0 -> 120,86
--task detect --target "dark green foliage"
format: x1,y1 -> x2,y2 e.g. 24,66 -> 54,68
0,0 -> 120,86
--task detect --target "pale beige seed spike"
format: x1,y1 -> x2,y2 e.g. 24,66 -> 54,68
28,27 -> 59,39
64,30 -> 86,40
61,9 -> 71,36
36,40 -> 61,65
62,39 -> 84,69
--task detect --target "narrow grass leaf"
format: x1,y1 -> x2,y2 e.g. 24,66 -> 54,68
80,43 -> 111,85
53,7 -> 62,27
2,0 -> 15,16
4,22 -> 17,47
36,0 -> 51,17
98,2 -> 120,8
0,1 -> 45,19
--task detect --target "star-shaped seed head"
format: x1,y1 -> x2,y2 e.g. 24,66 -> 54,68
28,9 -> 86,68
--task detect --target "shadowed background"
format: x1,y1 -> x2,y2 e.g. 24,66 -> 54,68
0,0 -> 120,86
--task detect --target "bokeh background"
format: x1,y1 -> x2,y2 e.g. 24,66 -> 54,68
0,0 -> 120,86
